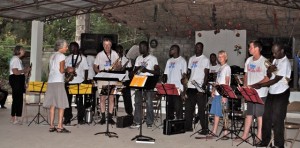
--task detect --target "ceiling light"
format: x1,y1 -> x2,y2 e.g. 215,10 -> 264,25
193,0 -> 196,4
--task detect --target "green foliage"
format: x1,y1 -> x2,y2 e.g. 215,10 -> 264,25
0,36 -> 14,85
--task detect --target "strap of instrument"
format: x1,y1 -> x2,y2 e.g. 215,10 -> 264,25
71,54 -> 80,68
104,50 -> 112,66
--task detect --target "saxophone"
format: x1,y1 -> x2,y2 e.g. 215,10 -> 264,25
109,57 -> 122,71
222,101 -> 229,130
65,55 -> 82,83
264,59 -> 291,83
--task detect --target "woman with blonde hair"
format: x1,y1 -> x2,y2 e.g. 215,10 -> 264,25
43,39 -> 74,133
210,50 -> 231,139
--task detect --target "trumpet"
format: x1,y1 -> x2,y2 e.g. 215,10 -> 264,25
264,59 -> 291,83
191,80 -> 205,93
109,57 -> 122,71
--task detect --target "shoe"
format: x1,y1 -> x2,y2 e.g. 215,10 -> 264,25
78,120 -> 85,125
0,106 -> 7,109
49,127 -> 56,132
99,117 -> 105,125
63,120 -> 71,125
199,130 -> 208,135
255,141 -> 269,147
220,136 -> 229,140
130,123 -> 140,129
108,118 -> 115,125
56,128 -> 71,133
13,120 -> 22,125
193,116 -> 200,124
147,124 -> 152,129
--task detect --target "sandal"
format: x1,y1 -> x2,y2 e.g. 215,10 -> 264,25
220,136 -> 229,140
56,128 -> 71,133
49,127 -> 56,132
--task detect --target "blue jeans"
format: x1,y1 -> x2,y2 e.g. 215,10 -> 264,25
133,89 -> 154,125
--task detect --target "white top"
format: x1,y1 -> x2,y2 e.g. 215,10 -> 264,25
269,56 -> 291,94
244,55 -> 268,97
187,55 -> 210,88
209,63 -> 220,73
65,54 -> 89,84
121,56 -> 132,81
9,56 -> 24,75
164,56 -> 187,90
135,54 -> 158,76
215,64 -> 231,95
94,50 -> 119,71
86,55 -> 96,80
48,52 -> 66,83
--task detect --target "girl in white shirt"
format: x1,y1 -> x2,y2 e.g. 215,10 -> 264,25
210,50 -> 231,138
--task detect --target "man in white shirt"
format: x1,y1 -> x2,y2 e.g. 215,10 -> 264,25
239,40 -> 269,142
185,42 -> 210,133
93,38 -> 119,125
253,43 -> 291,148
64,42 -> 89,125
162,45 -> 187,120
115,45 -> 133,116
131,41 -> 160,129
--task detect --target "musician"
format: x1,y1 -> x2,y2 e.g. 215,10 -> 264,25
131,41 -> 160,129
252,43 -> 291,148
210,50 -> 231,139
9,45 -> 31,125
239,40 -> 269,142
185,42 -> 209,133
93,37 -> 119,125
209,53 -> 220,74
115,45 -> 133,116
162,44 -> 187,120
43,39 -> 74,133
64,42 -> 89,125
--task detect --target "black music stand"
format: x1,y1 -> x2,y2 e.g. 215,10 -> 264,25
153,83 -> 179,131
236,86 -> 264,146
93,72 -> 125,138
130,75 -> 158,144
28,82 -> 49,126
214,85 -> 242,143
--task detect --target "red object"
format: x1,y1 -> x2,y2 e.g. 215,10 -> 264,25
156,83 -> 179,96
215,84 -> 237,99
237,86 -> 264,104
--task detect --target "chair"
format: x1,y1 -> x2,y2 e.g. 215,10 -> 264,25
285,101 -> 300,148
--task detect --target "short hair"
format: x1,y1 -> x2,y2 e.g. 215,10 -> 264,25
115,45 -> 124,51
195,42 -> 204,49
139,41 -> 149,49
54,39 -> 67,51
69,42 -> 79,49
210,53 -> 217,58
13,45 -> 23,55
249,40 -> 263,51
170,44 -> 180,53
218,50 -> 228,62
103,37 -> 112,43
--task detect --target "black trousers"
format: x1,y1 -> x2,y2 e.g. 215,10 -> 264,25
9,75 -> 25,117
122,80 -> 133,115
261,89 -> 290,147
0,88 -> 8,107
185,88 -> 207,130
166,95 -> 183,120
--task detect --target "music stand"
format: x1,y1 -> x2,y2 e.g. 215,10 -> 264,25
236,86 -> 264,146
93,72 -> 125,138
28,81 -> 49,126
214,84 -> 242,143
130,75 -> 158,144
153,83 -> 179,131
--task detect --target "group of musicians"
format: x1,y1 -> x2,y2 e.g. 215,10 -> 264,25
59,37 -> 290,148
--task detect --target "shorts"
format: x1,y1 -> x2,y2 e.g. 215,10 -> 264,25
245,97 -> 266,117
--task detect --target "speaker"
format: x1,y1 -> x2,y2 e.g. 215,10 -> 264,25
163,119 -> 185,135
116,115 -> 133,128
81,33 -> 118,55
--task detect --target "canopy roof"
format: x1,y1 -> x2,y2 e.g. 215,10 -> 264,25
1,0 -> 300,38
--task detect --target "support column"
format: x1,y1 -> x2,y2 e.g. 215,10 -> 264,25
30,20 -> 44,81
75,13 -> 90,45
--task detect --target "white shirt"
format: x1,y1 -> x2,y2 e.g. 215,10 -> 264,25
215,64 -> 231,95
135,54 -> 158,76
269,56 -> 291,94
65,54 -> 89,84
121,56 -> 132,81
187,55 -> 210,88
9,56 -> 24,75
164,56 -> 187,90
244,55 -> 268,97
48,52 -> 65,83
86,55 -> 96,80
210,63 -> 220,73
94,50 -> 119,71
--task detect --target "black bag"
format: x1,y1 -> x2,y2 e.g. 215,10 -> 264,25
163,119 -> 185,135
116,115 -> 133,128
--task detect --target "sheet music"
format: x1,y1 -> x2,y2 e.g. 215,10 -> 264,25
237,86 -> 264,104
94,72 -> 126,81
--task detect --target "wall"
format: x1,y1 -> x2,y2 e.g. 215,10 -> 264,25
195,30 -> 247,68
